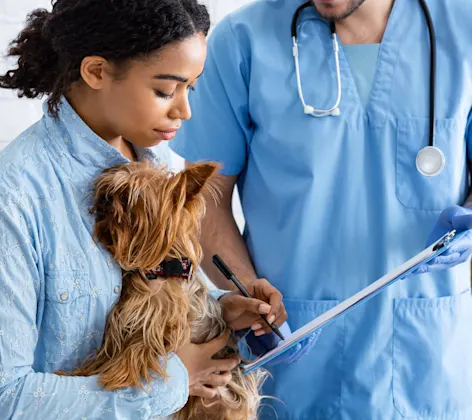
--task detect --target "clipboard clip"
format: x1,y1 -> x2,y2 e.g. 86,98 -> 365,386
432,230 -> 456,252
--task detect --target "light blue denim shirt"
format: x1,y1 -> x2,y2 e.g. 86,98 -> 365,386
0,99 -> 190,419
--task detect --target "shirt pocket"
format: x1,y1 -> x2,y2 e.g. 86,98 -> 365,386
393,291 -> 472,418
261,298 -> 344,420
43,270 -> 94,369
396,117 -> 468,211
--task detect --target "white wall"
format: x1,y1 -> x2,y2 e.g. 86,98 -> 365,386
0,0 -> 250,228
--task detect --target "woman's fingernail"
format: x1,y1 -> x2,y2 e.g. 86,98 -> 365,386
255,330 -> 264,336
268,315 -> 276,324
259,304 -> 271,314
251,323 -> 262,330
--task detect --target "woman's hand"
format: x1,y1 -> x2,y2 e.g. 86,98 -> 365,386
176,331 -> 239,399
219,278 -> 287,335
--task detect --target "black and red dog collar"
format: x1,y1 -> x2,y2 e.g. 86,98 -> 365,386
145,258 -> 192,280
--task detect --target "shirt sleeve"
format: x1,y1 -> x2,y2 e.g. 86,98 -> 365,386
0,193 -> 189,419
170,15 -> 253,176
209,288 -> 230,301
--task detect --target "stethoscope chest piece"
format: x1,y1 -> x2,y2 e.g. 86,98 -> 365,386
416,146 -> 445,177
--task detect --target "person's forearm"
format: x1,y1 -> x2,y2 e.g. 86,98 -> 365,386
200,198 -> 257,289
463,164 -> 472,209
0,355 -> 188,419
464,196 -> 472,209
464,187 -> 472,209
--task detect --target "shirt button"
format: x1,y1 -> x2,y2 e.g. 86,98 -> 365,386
114,285 -> 121,294
60,292 -> 69,302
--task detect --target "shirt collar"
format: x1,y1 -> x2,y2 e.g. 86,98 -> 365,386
43,97 -> 160,193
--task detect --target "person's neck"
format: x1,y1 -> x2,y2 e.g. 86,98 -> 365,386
335,0 -> 395,45
65,87 -> 136,161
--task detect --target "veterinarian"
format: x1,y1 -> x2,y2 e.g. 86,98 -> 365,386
170,0 -> 472,418
0,1 -> 305,418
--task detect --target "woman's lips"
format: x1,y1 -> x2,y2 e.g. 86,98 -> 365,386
153,128 -> 178,141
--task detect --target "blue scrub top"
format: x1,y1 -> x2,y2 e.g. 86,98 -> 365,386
171,0 -> 472,418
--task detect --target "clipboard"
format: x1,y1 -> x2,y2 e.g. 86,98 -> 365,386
241,229 -> 467,374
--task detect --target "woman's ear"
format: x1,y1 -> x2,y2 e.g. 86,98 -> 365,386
80,56 -> 113,90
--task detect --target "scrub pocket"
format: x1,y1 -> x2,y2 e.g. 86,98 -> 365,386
43,270 -> 93,368
396,117 -> 467,211
393,291 -> 472,418
261,298 -> 344,420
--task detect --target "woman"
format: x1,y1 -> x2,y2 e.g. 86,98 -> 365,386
0,1 -> 290,418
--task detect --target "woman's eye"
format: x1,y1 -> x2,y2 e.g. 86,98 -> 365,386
155,90 -> 174,100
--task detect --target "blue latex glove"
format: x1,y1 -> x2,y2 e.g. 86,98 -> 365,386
237,322 -> 321,366
411,205 -> 472,275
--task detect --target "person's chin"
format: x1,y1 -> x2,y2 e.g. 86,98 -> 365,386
129,135 -> 162,149
314,0 -> 352,19
129,129 -> 177,149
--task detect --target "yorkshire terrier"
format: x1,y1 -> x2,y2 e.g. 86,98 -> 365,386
56,161 -> 267,419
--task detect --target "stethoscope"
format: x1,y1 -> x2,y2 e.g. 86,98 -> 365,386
291,0 -> 445,177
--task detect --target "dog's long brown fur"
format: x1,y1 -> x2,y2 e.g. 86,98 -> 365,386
176,272 -> 268,420
56,160 -> 267,418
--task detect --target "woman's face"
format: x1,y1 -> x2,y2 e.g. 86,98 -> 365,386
83,33 -> 207,148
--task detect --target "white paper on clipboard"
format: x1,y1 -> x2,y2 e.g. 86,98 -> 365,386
241,229 -> 466,374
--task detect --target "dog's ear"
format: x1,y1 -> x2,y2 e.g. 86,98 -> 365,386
90,166 -> 135,260
180,162 -> 221,202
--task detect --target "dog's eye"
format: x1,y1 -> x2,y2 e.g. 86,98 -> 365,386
94,199 -> 109,216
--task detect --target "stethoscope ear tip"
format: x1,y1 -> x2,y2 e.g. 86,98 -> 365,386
331,107 -> 341,117
303,105 -> 341,117
304,105 -> 315,114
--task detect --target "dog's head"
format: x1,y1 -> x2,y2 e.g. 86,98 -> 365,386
91,161 -> 219,273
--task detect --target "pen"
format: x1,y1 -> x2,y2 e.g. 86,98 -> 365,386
212,254 -> 285,341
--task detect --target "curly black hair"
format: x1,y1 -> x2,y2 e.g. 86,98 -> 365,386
0,0 -> 210,117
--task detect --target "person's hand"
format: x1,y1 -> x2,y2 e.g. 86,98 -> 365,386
240,322 -> 321,366
410,205 -> 472,276
176,330 -> 240,399
218,278 -> 287,335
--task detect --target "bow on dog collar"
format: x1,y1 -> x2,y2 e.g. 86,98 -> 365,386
145,258 -> 192,280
